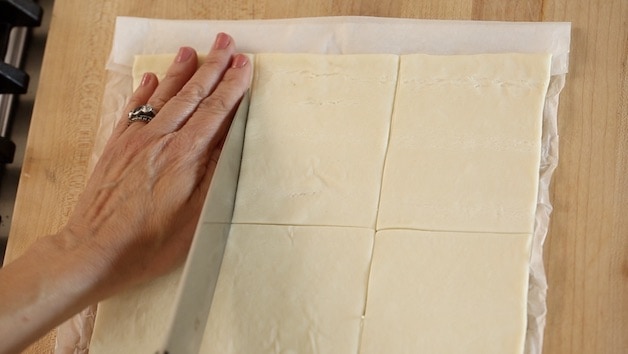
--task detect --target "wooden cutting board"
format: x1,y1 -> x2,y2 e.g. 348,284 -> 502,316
4,0 -> 626,353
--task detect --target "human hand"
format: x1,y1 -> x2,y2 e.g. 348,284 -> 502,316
62,33 -> 251,296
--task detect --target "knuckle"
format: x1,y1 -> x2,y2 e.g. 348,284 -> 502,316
221,71 -> 249,96
221,71 -> 241,85
203,93 -> 232,115
179,80 -> 208,102
160,133 -> 204,167
163,69 -> 187,83
149,96 -> 168,110
202,54 -> 227,69
171,94 -> 198,108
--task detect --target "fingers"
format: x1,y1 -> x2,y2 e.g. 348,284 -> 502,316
179,54 -> 251,147
149,33 -> 238,134
124,47 -> 199,134
113,45 -> 198,138
145,47 -> 199,114
113,32 -> 251,174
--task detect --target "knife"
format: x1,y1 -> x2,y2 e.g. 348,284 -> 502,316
156,91 -> 250,354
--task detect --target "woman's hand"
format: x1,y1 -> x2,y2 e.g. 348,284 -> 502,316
0,33 -> 251,352
65,33 -> 251,294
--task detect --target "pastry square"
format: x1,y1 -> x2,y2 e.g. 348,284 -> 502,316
377,53 -> 551,233
200,224 -> 374,354
233,54 -> 398,228
360,229 -> 532,354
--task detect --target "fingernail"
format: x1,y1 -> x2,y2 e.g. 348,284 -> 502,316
231,54 -> 248,68
214,32 -> 230,50
140,72 -> 152,86
175,46 -> 194,63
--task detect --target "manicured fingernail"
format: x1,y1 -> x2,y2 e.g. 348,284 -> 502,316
140,72 -> 152,86
214,32 -> 230,50
231,54 -> 248,68
175,46 -> 194,63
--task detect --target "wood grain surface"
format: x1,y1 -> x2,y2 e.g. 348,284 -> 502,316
3,0 -> 626,353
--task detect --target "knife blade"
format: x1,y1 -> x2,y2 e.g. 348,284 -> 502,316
157,91 -> 250,354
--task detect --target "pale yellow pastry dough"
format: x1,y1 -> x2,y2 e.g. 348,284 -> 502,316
132,53 -> 177,90
360,230 -> 532,354
130,53 -> 250,90
232,53 -> 398,228
89,52 -> 552,353
89,268 -> 182,354
199,224 -> 374,354
377,53 -> 551,233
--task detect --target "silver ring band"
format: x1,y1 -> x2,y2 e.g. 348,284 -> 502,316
128,104 -> 157,124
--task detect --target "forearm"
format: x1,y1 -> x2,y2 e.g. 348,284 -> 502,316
0,231 -> 108,353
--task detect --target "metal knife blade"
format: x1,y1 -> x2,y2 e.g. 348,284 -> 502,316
157,91 -> 250,354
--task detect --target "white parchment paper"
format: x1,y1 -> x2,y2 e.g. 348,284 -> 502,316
56,16 -> 570,354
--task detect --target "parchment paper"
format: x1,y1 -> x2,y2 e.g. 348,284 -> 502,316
55,16 -> 570,354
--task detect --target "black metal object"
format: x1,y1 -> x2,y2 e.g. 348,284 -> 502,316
0,0 -> 42,54
0,0 -> 43,163
0,0 -> 42,26
0,61 -> 28,94
0,0 -> 42,94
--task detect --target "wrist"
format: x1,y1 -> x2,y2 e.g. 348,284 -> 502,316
0,231 -> 104,352
51,225 -> 127,301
